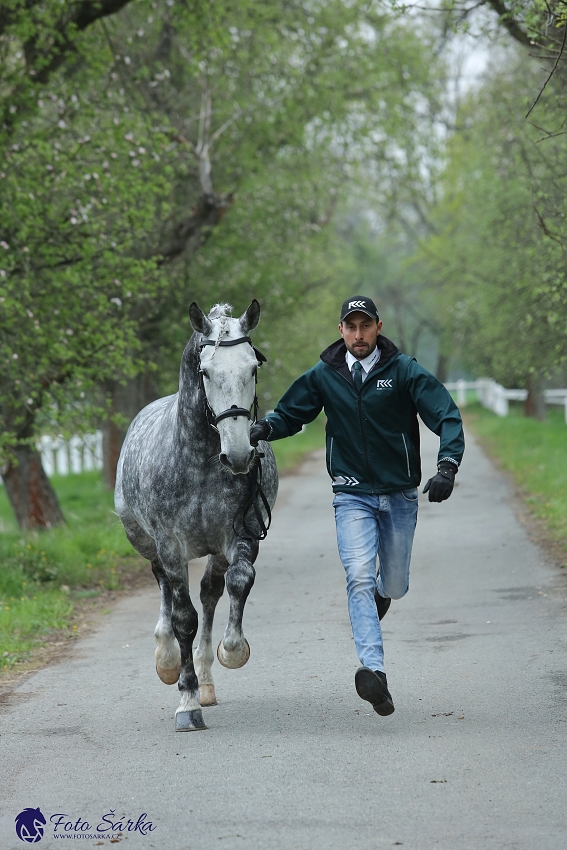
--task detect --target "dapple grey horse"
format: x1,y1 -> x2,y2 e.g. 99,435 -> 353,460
114,301 -> 278,731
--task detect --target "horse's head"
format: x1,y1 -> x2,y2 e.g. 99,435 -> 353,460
189,300 -> 262,475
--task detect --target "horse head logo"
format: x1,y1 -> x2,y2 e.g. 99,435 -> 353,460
15,808 -> 46,843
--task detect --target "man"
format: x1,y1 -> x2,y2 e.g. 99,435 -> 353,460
250,296 -> 464,716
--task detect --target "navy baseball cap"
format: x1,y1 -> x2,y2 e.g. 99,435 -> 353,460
340,296 -> 379,322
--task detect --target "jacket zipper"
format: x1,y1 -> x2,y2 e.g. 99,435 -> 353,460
358,391 -> 374,493
401,433 -> 411,478
329,437 -> 334,478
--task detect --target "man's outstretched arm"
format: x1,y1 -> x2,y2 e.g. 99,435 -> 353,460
250,366 -> 324,446
404,360 -> 464,502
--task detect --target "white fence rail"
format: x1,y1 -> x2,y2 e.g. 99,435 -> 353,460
445,379 -> 567,423
37,431 -> 103,477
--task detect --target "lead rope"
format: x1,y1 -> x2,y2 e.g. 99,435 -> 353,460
234,372 -> 272,542
233,448 -> 272,541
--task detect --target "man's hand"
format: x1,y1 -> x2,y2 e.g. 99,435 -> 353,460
250,419 -> 271,447
423,462 -> 457,502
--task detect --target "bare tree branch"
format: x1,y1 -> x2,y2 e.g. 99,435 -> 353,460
485,0 -> 533,48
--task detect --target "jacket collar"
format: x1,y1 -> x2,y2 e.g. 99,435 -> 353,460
320,335 -> 400,382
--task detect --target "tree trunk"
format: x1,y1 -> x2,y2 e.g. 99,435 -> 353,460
102,373 -> 159,490
436,351 -> 449,384
524,373 -> 546,420
2,444 -> 65,530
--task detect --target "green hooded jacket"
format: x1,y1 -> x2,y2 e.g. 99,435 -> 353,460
266,335 -> 464,495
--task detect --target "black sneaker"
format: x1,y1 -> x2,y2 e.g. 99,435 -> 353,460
355,666 -> 395,716
374,589 -> 391,620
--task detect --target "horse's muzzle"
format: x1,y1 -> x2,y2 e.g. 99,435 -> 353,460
219,448 -> 255,474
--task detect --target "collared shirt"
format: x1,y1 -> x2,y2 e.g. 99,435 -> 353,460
345,346 -> 381,383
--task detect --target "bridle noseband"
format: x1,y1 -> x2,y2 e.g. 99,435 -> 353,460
198,334 -> 271,541
198,335 -> 267,430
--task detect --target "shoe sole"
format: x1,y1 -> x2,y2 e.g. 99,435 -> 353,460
355,667 -> 395,716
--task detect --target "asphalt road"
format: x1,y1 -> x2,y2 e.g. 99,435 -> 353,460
1,425 -> 567,850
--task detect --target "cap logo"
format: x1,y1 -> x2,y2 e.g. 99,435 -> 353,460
348,300 -> 366,309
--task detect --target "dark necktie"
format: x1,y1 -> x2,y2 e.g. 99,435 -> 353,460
353,359 -> 363,392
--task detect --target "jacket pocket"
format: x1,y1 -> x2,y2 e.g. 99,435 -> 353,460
326,435 -> 335,479
401,433 -> 411,478
402,487 -> 418,502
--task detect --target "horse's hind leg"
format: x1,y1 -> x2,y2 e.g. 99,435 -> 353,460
152,559 -> 181,685
160,556 -> 206,731
217,540 -> 258,669
195,555 -> 228,706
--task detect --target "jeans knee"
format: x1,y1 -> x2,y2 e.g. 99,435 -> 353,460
383,580 -> 409,601
346,573 -> 375,596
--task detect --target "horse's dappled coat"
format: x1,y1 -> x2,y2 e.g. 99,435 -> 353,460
114,301 -> 278,730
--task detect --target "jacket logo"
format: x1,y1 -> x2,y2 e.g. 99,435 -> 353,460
333,475 -> 359,487
348,300 -> 366,309
376,379 -> 393,389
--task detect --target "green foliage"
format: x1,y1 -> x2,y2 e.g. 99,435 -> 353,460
466,403 -> 567,553
414,52 -> 567,386
0,0 -> 443,469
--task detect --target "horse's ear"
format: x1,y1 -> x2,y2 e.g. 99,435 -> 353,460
239,299 -> 261,333
189,302 -> 212,336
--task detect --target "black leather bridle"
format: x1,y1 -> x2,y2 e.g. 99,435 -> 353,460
198,336 -> 267,430
198,335 -> 271,541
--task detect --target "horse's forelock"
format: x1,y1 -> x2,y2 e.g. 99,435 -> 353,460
208,303 -> 233,320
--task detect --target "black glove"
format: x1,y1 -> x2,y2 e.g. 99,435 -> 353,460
423,462 -> 457,502
250,419 -> 271,447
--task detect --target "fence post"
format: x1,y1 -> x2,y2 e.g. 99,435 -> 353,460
456,378 -> 466,406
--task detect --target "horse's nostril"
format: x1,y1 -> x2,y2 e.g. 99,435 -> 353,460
219,453 -> 231,469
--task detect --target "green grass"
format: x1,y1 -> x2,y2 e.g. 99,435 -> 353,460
270,414 -> 327,473
465,402 -> 567,558
0,471 -> 140,669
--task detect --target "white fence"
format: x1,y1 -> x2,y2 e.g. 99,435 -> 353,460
37,431 -> 103,477
445,379 -> 567,423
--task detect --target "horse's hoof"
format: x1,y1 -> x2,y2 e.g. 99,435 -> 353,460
156,662 -> 180,685
217,638 -> 250,669
175,709 -> 208,731
199,684 -> 218,706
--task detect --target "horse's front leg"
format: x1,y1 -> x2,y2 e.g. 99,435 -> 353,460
194,555 -> 228,706
160,554 -> 207,732
217,540 -> 258,669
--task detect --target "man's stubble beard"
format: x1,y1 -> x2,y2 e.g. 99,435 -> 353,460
346,339 -> 378,360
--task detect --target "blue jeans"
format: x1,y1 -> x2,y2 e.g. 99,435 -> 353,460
333,490 -> 418,673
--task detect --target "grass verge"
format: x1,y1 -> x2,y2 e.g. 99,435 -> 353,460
464,402 -> 567,562
0,471 -> 143,671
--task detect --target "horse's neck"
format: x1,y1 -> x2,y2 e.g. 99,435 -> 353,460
176,334 -> 213,443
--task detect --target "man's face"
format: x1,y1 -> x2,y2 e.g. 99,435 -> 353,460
339,311 -> 382,359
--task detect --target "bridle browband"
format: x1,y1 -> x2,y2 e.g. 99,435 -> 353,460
198,334 -> 271,541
